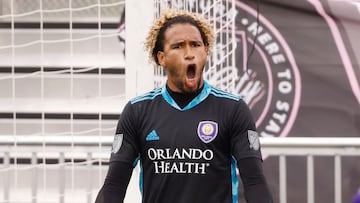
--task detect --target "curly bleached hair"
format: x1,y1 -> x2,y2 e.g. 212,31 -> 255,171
145,9 -> 215,65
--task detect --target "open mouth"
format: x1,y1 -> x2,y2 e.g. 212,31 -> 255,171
187,64 -> 196,79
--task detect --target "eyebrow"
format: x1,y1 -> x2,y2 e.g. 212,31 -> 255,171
169,40 -> 203,47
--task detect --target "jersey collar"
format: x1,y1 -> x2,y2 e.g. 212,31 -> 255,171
161,81 -> 211,111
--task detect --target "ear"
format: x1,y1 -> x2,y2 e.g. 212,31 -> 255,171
205,46 -> 210,55
157,51 -> 165,67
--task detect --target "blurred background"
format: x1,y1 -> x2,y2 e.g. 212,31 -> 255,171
0,0 -> 359,202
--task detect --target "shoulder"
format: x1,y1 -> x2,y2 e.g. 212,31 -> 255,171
121,88 -> 163,122
130,87 -> 163,104
207,84 -> 241,102
205,83 -> 251,115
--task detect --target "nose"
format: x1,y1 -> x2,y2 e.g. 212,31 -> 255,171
184,46 -> 195,60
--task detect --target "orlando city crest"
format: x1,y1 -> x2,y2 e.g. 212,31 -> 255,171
197,121 -> 218,143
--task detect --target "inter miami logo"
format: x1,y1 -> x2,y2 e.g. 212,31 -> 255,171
197,121 -> 218,143
232,1 -> 301,139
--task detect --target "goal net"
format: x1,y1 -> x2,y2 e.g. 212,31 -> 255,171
0,0 -> 125,202
0,0 -> 237,202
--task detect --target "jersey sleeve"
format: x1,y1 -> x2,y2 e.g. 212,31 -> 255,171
95,161 -> 134,203
110,101 -> 140,165
237,158 -> 273,202
230,99 -> 263,161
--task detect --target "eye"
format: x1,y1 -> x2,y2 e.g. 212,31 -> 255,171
191,41 -> 202,47
171,43 -> 182,49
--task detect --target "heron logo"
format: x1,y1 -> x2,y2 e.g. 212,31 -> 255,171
230,1 -> 301,139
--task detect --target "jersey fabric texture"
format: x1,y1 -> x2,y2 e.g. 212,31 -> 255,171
110,81 -> 262,203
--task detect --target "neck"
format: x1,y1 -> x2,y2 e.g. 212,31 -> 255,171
166,84 -> 203,108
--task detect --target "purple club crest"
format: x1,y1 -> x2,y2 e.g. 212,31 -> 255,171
197,121 -> 218,143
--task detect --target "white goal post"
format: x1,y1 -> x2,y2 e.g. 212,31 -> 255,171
125,0 -> 155,100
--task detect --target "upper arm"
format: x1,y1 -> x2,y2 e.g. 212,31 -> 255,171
230,99 -> 262,161
110,102 -> 140,164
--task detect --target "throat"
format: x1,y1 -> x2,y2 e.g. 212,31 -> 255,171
167,85 -> 203,108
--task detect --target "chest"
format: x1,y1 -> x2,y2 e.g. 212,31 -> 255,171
136,100 -> 232,153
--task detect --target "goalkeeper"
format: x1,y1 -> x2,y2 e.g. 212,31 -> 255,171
96,9 -> 273,203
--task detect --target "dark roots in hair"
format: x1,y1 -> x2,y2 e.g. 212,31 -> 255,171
145,9 -> 214,65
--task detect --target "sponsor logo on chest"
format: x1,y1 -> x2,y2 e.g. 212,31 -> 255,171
145,121 -> 219,175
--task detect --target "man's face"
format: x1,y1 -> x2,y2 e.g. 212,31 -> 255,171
157,23 -> 208,93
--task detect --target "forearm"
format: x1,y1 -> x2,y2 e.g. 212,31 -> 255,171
242,175 -> 273,203
238,157 -> 273,203
95,161 -> 133,203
